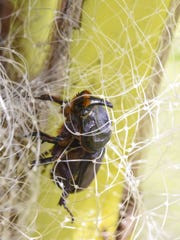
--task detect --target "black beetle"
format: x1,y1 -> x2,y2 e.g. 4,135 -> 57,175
31,90 -> 113,222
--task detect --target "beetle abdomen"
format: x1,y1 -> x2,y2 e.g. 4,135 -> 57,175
81,105 -> 111,152
52,144 -> 104,193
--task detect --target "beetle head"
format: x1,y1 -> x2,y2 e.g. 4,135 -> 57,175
72,90 -> 113,114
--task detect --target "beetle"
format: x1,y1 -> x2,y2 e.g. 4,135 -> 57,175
30,90 -> 113,222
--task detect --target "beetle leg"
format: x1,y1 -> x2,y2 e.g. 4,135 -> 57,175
31,131 -> 64,144
58,183 -> 74,223
59,192 -> 74,223
51,162 -> 74,222
30,144 -> 64,168
30,157 -> 55,168
35,94 -> 67,105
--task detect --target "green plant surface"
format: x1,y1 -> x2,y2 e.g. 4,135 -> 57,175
12,0 -> 59,78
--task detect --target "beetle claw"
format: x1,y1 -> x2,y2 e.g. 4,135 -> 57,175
59,197 -> 74,223
25,131 -> 46,143
28,161 -> 35,170
31,131 -> 41,140
23,133 -> 31,138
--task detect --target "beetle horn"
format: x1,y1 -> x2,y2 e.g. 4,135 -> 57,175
89,96 -> 113,108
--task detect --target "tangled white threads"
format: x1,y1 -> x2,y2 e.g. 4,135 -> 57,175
0,1 -> 180,240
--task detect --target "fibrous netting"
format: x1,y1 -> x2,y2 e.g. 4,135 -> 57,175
0,0 -> 180,239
